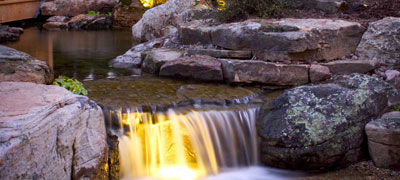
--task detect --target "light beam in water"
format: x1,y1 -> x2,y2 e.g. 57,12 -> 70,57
114,106 -> 259,179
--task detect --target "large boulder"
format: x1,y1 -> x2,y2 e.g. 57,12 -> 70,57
180,18 -> 364,62
258,74 -> 397,170
0,82 -> 107,179
0,45 -> 53,84
132,0 -> 197,42
356,17 -> 400,69
40,0 -> 118,17
366,116 -> 400,170
159,55 -> 223,81
112,0 -> 145,29
219,59 -> 309,86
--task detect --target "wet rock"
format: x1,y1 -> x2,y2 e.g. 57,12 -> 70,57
141,48 -> 184,74
107,131 -> 120,180
0,45 -> 53,84
43,22 -> 68,30
112,0 -> 145,29
310,64 -> 331,82
40,0 -> 118,17
112,37 -> 175,69
366,117 -> 400,170
187,49 -> 252,59
0,25 -> 23,43
180,19 -> 364,62
0,82 -> 107,179
132,0 -> 197,42
160,55 -> 223,81
356,17 -> 400,68
258,74 -> 397,170
321,60 -> 378,75
67,14 -> 113,30
220,59 -> 309,86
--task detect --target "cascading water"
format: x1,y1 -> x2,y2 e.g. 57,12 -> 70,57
110,106 -> 260,179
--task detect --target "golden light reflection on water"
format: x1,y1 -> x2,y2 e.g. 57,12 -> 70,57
116,107 -> 258,180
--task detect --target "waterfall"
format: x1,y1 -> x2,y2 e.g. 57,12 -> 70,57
110,106 -> 260,179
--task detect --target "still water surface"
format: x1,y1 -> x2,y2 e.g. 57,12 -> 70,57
5,26 -> 135,81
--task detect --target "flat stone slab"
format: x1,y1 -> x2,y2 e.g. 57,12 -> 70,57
187,49 -> 252,59
366,117 -> 400,170
160,55 -> 223,81
0,45 -> 53,84
141,48 -> 184,74
219,59 -> 309,86
0,82 -> 107,179
321,60 -> 378,75
180,18 -> 364,62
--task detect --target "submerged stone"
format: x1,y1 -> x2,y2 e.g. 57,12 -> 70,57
258,74 -> 397,170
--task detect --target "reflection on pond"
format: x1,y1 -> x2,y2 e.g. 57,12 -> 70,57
5,27 -> 136,81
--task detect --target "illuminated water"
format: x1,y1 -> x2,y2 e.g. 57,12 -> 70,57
3,26 -> 299,180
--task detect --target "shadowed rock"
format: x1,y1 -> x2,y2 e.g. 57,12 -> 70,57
366,116 -> 400,170
159,55 -> 223,81
356,17 -> 400,69
258,74 -> 397,170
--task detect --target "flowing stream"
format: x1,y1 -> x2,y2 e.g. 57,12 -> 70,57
3,27 -> 300,180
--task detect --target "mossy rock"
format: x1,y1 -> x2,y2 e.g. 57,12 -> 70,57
258,74 -> 398,170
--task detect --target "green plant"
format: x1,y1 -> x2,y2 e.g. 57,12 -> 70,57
87,11 -> 100,16
53,76 -> 88,96
215,0 -> 284,22
391,106 -> 400,111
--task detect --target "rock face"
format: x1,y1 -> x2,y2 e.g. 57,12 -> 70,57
356,17 -> 400,68
132,0 -> 197,41
258,74 -> 396,170
0,45 -> 53,84
141,48 -> 184,74
68,14 -> 113,30
0,25 -> 23,43
219,59 -> 309,86
160,55 -> 223,81
0,82 -> 107,179
112,0 -> 145,29
180,18 -> 364,62
40,0 -> 118,17
366,117 -> 400,170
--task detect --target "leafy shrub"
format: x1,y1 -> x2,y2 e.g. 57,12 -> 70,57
215,0 -> 284,22
53,76 -> 88,96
